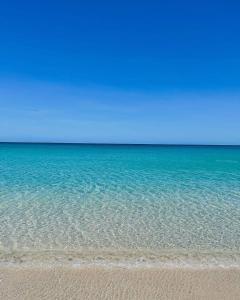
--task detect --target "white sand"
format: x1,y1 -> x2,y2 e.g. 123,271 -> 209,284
1,265 -> 240,300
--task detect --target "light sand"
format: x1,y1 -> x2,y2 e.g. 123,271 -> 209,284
0,266 -> 240,300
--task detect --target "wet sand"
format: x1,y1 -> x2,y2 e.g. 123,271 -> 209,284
1,266 -> 240,300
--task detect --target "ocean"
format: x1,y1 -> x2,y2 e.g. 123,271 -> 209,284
0,143 -> 240,266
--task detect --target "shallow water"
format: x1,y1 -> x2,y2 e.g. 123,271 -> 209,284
0,143 -> 240,265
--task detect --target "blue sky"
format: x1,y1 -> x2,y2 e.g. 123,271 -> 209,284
0,1 -> 240,144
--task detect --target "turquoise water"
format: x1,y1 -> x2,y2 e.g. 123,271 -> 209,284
0,143 -> 240,265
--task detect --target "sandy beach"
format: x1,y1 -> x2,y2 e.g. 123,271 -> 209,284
1,265 -> 240,300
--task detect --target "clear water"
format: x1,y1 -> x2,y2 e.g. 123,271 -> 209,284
0,143 -> 240,265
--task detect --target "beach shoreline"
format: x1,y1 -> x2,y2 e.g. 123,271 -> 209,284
1,264 -> 240,300
1,248 -> 240,268
1,145 -> 240,299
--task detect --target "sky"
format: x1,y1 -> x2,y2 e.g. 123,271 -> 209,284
0,0 -> 240,144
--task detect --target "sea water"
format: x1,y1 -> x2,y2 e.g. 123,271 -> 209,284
0,143 -> 240,266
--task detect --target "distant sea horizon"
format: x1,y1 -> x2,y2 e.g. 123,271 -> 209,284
1,141 -> 240,147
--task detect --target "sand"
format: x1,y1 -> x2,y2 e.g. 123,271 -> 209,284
0,265 -> 240,300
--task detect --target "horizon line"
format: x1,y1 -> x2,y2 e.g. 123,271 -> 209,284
0,141 -> 240,147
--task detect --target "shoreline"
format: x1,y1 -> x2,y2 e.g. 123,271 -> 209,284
1,264 -> 240,300
2,259 -> 240,270
1,248 -> 240,269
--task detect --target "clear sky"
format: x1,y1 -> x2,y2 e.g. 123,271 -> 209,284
0,1 -> 240,144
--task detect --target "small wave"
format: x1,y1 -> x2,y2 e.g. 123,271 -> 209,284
216,160 -> 239,164
1,249 -> 240,270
